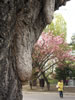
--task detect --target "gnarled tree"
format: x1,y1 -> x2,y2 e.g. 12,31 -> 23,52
0,0 -> 70,100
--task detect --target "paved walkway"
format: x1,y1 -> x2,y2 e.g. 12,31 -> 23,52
22,85 -> 75,100
23,91 -> 75,100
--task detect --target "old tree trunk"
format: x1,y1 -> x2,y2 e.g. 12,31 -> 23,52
0,0 -> 70,100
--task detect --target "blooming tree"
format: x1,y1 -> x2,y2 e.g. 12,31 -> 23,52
32,32 -> 74,68
32,32 -> 75,89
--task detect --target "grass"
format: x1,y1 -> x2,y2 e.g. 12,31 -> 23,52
48,79 -> 58,85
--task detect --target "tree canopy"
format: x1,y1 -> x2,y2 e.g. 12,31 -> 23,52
44,13 -> 67,40
32,32 -> 75,81
71,35 -> 75,50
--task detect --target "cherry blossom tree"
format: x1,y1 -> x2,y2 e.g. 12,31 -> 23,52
32,31 -> 75,90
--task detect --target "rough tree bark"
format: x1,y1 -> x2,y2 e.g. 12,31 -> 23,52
0,0 -> 70,100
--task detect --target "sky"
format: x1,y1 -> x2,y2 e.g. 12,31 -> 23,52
55,0 -> 75,43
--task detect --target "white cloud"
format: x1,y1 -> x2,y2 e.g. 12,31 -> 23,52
55,0 -> 75,43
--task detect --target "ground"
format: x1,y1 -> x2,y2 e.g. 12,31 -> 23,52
22,84 -> 75,93
23,91 -> 75,100
22,84 -> 75,100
